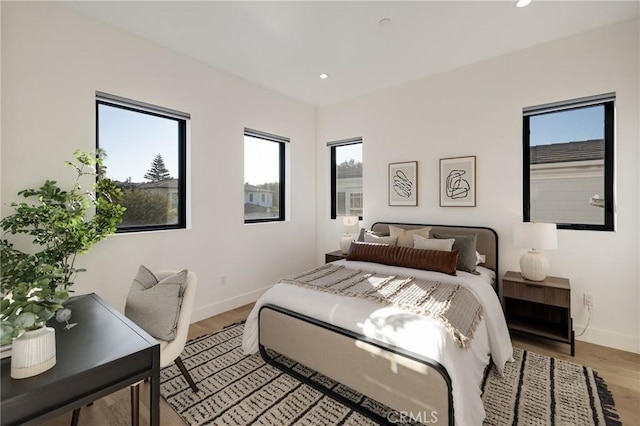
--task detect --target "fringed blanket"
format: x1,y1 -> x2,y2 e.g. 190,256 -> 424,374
281,264 -> 483,348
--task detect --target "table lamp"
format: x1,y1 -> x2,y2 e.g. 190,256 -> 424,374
338,215 -> 359,254
513,222 -> 558,281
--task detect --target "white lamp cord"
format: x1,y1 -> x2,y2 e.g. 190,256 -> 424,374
575,302 -> 592,338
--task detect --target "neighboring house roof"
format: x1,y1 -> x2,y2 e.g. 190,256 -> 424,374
531,139 -> 604,164
244,184 -> 273,193
337,169 -> 363,179
136,178 -> 178,189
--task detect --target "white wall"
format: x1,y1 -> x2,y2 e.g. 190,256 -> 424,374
316,19 -> 640,353
1,2 -> 317,321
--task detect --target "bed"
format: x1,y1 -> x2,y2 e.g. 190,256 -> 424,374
242,222 -> 513,425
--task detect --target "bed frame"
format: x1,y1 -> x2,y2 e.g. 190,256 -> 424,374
258,222 -> 499,426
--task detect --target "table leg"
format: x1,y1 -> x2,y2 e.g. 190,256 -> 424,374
130,384 -> 140,426
150,345 -> 160,426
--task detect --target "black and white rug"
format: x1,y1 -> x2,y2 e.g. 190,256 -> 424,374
159,323 -> 620,425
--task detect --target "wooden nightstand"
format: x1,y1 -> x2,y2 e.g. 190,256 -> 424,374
325,250 -> 347,263
502,270 -> 575,356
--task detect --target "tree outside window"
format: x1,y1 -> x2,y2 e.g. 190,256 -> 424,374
97,94 -> 187,232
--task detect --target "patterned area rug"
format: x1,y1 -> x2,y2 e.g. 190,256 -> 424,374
160,323 -> 620,425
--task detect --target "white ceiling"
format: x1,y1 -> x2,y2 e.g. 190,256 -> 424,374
63,1 -> 639,106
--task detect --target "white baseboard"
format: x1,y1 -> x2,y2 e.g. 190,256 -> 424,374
191,285 -> 272,323
574,322 -> 640,354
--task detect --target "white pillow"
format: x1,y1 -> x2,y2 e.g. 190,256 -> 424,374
413,234 -> 455,251
476,251 -> 486,265
389,225 -> 432,248
364,232 -> 398,245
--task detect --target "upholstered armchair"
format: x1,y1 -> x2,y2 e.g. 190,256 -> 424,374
71,269 -> 199,426
128,269 -> 199,425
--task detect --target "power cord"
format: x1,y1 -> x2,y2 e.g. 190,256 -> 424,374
575,300 -> 592,338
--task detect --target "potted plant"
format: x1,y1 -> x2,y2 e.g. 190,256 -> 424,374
0,150 -> 125,378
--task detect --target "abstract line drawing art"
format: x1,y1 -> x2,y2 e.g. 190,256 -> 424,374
389,161 -> 418,206
440,156 -> 476,207
446,169 -> 470,199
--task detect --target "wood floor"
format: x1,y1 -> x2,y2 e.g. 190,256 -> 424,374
42,303 -> 639,426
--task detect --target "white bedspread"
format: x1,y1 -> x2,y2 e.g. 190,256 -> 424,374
242,260 -> 513,426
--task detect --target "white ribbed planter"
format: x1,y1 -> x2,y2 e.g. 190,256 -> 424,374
11,327 -> 56,379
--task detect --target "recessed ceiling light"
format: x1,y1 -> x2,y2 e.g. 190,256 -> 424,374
379,18 -> 391,25
515,0 -> 532,8
319,73 -> 329,79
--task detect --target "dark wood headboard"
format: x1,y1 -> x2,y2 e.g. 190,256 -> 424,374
370,222 -> 499,274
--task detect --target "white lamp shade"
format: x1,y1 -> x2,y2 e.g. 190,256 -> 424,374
513,222 -> 558,250
339,216 -> 360,234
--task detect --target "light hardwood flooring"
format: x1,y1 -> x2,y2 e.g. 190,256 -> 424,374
42,303 -> 639,426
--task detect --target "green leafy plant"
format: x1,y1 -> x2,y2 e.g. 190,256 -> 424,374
0,150 -> 125,345
120,188 -> 173,225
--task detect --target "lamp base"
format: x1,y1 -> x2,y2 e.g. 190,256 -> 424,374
340,234 -> 354,255
519,249 -> 549,281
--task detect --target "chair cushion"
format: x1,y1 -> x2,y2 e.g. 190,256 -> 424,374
125,266 -> 188,341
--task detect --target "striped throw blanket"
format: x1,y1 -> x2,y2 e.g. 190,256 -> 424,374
281,264 -> 483,348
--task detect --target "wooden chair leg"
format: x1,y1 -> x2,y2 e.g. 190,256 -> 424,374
175,356 -> 199,393
130,383 -> 140,426
70,408 -> 81,426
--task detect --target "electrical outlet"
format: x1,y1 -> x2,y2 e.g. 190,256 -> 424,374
220,275 -> 226,286
583,293 -> 594,308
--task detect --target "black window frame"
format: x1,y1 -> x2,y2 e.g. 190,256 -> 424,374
244,128 -> 287,224
523,94 -> 615,231
330,138 -> 363,220
96,93 -> 188,233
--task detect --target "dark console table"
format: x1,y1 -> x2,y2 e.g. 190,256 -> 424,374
1,293 -> 160,425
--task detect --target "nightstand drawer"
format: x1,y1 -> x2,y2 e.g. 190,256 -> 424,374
503,280 -> 570,308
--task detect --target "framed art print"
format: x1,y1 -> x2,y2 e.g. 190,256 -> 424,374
389,161 -> 418,206
440,156 -> 476,207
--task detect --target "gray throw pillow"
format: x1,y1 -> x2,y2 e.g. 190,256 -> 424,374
432,232 -> 479,274
357,228 -> 390,242
125,266 -> 188,341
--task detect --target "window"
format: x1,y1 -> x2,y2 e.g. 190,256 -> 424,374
350,192 -> 363,210
244,129 -> 287,223
330,138 -> 363,220
523,93 -> 614,231
96,92 -> 188,232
